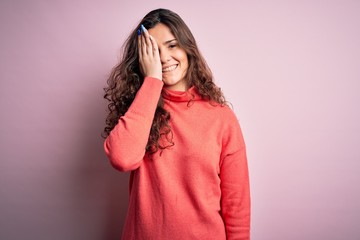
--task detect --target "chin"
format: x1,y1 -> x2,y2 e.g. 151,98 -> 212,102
163,78 -> 180,86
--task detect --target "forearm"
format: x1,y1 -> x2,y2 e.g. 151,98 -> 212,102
104,77 -> 163,171
221,148 -> 251,240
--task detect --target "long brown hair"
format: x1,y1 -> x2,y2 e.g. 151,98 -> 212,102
103,8 -> 226,154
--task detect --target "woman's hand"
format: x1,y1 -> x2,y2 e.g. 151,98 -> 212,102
138,25 -> 162,81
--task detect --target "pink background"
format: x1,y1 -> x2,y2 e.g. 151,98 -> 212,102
1,0 -> 359,239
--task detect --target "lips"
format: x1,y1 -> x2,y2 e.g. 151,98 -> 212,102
162,64 -> 178,72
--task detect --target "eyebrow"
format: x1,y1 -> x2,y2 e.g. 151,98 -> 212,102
163,39 -> 177,45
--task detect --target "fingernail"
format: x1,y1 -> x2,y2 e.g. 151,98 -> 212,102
141,24 -> 147,32
137,29 -> 141,35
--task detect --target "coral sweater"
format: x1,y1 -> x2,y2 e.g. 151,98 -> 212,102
104,77 -> 250,240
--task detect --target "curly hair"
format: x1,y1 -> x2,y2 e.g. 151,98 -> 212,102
103,8 -> 227,154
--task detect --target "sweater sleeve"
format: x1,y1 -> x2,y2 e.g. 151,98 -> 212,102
104,77 -> 164,172
219,111 -> 251,240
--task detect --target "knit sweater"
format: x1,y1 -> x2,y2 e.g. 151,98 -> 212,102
104,77 -> 250,240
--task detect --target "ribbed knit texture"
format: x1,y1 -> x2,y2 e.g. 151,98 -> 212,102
104,77 -> 251,240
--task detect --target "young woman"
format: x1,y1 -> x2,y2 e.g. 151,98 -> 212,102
103,8 -> 250,240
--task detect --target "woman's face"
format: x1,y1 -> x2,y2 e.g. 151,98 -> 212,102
148,23 -> 189,91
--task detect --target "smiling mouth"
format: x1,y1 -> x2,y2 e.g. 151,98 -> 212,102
162,64 -> 178,73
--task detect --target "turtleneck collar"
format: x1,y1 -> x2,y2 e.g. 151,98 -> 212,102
161,86 -> 202,102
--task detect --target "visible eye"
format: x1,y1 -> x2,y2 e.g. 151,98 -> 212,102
169,44 -> 177,49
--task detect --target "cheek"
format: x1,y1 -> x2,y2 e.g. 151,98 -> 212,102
175,51 -> 188,66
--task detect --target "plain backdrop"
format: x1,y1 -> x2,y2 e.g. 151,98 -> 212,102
1,0 -> 359,239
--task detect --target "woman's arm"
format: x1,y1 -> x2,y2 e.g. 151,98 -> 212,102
220,112 -> 251,240
104,77 -> 163,171
104,25 -> 163,172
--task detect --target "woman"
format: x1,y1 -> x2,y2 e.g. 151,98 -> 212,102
103,8 -> 250,240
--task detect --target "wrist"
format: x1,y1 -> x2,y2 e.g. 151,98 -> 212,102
146,75 -> 162,81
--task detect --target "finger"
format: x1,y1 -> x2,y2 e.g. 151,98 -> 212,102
141,33 -> 147,56
141,25 -> 152,55
137,38 -> 144,75
149,35 -> 159,56
137,30 -> 142,59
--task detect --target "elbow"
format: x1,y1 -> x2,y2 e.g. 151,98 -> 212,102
104,140 -> 142,172
108,154 -> 142,172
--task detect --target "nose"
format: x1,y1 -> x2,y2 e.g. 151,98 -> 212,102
159,49 -> 171,64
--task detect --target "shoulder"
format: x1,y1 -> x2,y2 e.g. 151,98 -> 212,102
214,105 -> 245,150
199,102 -> 242,134
209,103 -> 240,125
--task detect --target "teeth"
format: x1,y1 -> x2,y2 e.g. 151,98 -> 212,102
162,65 -> 177,72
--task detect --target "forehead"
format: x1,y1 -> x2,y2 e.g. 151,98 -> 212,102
148,23 -> 175,45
